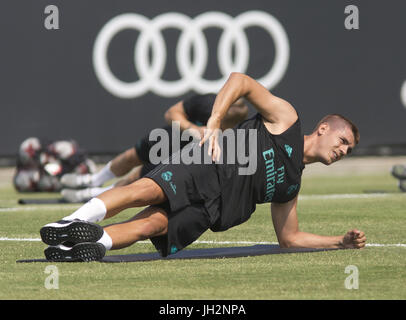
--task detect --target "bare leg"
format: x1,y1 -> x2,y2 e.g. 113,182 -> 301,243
103,206 -> 168,250
43,179 -> 169,259
110,148 -> 143,177
113,166 -> 143,187
97,178 -> 167,219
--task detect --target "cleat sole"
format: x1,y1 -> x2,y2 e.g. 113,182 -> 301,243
40,220 -> 103,246
44,242 -> 106,262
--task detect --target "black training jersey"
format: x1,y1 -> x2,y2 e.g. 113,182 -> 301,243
183,93 -> 216,126
212,113 -> 305,232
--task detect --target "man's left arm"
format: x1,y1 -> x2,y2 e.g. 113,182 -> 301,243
164,101 -> 205,138
271,196 -> 366,249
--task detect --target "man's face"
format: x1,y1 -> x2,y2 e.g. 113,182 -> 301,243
317,123 -> 356,165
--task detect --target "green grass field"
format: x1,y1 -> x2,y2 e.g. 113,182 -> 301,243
0,159 -> 405,300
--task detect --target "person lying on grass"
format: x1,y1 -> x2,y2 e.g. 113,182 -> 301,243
40,72 -> 366,262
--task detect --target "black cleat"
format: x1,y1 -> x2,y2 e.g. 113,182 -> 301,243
40,219 -> 104,246
44,242 -> 106,262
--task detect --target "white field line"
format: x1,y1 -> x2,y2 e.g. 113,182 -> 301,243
0,205 -> 81,212
298,193 -> 391,200
0,237 -> 404,248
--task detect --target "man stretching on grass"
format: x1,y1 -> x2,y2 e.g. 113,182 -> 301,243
40,72 -> 366,261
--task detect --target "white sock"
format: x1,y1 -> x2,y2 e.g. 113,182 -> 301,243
91,161 -> 116,187
97,230 -> 113,250
63,198 -> 107,223
88,185 -> 114,198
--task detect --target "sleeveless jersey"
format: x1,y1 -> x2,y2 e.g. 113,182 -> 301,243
212,113 -> 305,232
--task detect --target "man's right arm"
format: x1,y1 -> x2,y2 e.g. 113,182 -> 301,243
209,72 -> 298,133
200,72 -> 298,160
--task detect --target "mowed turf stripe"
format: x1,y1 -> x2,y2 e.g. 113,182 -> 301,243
0,237 -> 405,247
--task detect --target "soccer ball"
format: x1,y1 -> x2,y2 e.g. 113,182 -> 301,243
13,169 -> 41,192
74,159 -> 97,174
37,173 -> 62,192
18,137 -> 42,167
48,140 -> 77,160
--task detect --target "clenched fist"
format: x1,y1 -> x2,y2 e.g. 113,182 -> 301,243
342,229 -> 366,249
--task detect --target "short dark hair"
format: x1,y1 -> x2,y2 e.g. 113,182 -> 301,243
315,114 -> 360,145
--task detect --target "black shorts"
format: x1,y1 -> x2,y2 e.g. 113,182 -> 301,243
134,125 -> 194,164
140,162 -> 159,177
134,133 -> 157,164
144,146 -> 222,257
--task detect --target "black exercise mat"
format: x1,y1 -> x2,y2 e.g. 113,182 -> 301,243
18,198 -> 82,204
16,244 -> 336,263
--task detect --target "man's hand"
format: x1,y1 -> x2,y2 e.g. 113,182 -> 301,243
341,229 -> 366,249
199,116 -> 222,162
186,125 -> 206,140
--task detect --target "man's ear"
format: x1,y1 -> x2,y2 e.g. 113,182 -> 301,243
317,123 -> 329,136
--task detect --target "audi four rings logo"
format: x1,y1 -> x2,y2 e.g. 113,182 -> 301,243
92,11 -> 290,98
